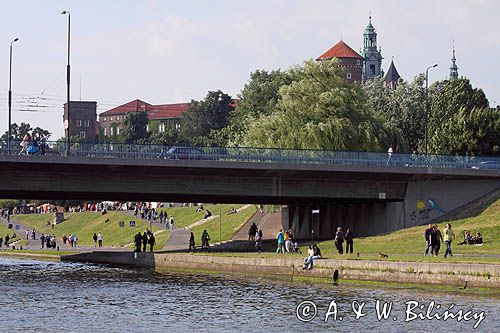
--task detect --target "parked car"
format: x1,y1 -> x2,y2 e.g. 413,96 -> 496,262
165,146 -> 204,160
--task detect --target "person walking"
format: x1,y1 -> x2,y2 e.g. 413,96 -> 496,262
276,229 -> 285,254
189,232 -> 195,252
443,223 -> 455,258
25,229 -> 30,240
255,230 -> 263,253
40,234 -> 45,249
345,228 -> 353,254
424,224 -> 433,256
134,232 -> 142,252
148,234 -> 156,252
334,227 -> 344,254
92,233 -> 98,247
98,232 -> 103,248
430,225 -> 442,256
169,216 -> 174,232
142,232 -> 148,252
387,145 -> 394,165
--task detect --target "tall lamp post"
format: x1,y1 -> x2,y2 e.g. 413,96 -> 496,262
61,10 -> 71,156
424,63 -> 438,156
8,37 -> 19,153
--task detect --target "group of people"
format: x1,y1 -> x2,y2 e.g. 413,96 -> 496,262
275,228 -> 300,254
424,223 -> 457,257
460,230 -> 483,245
302,244 -> 322,270
25,229 -> 37,240
133,229 -> 156,252
334,227 -> 353,254
188,230 -> 211,251
40,233 -> 57,249
247,223 -> 265,252
18,132 -> 46,156
61,234 -> 79,247
0,233 -> 17,248
92,232 -> 103,247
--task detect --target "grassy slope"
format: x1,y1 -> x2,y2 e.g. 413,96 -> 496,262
312,198 -> 500,263
190,205 -> 257,243
11,212 -> 166,248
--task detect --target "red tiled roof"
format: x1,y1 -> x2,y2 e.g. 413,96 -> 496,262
147,103 -> 191,120
99,99 -> 151,116
316,40 -> 364,60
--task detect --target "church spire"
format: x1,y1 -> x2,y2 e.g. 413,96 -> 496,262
362,13 -> 383,81
449,42 -> 459,81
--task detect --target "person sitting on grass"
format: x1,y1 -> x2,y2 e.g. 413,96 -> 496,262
203,210 -> 212,219
459,230 -> 474,245
474,232 -> 483,245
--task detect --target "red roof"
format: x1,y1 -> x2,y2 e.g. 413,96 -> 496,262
99,99 -> 190,120
316,40 -> 363,60
147,103 -> 190,120
100,99 -> 151,116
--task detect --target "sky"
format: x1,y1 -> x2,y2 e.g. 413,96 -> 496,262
0,0 -> 498,139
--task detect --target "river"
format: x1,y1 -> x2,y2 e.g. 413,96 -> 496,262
0,257 -> 498,332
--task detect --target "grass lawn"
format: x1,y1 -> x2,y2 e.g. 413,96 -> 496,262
314,198 -> 500,262
191,199 -> 500,265
156,204 -> 250,229
190,205 -> 257,243
11,212 -> 164,247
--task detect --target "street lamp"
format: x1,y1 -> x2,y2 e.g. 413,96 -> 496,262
424,63 -> 438,156
61,10 -> 71,156
8,37 -> 19,153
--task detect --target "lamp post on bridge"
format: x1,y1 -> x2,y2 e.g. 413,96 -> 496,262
8,37 -> 19,153
61,10 -> 71,156
424,63 -> 438,157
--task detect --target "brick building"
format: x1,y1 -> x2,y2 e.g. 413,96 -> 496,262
98,99 -> 190,138
63,101 -> 97,141
316,40 -> 364,82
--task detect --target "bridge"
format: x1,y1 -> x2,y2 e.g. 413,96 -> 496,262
1,141 -> 500,238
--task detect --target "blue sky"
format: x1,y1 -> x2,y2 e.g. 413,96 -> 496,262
0,0 -> 498,139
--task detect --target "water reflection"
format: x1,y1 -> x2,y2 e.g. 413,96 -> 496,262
0,257 -> 498,332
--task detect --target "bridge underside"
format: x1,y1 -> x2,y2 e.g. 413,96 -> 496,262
1,156 -> 499,238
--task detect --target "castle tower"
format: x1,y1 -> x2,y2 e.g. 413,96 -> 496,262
384,58 -> 401,89
449,43 -> 459,81
361,15 -> 383,80
316,40 -> 364,83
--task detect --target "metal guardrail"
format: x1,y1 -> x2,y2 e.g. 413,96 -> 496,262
1,140 -> 500,171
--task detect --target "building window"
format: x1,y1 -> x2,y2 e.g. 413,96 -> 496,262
110,127 -> 114,136
175,123 -> 181,130
76,119 -> 82,127
146,124 -> 149,132
370,64 -> 376,75
103,117 -> 107,122
84,120 -> 90,127
116,116 -> 119,121
346,73 -> 352,79
116,127 -> 120,135
104,128 -> 107,136
357,60 -> 360,66
79,131 -> 86,139
159,123 -> 165,133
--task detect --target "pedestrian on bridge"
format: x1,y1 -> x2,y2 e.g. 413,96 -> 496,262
142,232 -> 148,252
345,228 -> 353,254
93,233 -> 98,247
98,232 -> 103,247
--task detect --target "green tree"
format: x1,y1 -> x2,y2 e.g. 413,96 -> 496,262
242,59 -> 398,151
179,90 -> 234,145
363,76 -> 426,152
428,78 -> 494,155
122,111 -> 149,144
1,122 -> 51,141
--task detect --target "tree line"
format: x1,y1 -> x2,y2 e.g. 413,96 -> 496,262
4,59 -> 499,156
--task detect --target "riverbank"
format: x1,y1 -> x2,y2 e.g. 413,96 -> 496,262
61,251 -> 500,290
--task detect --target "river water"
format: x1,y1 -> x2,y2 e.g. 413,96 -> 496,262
0,257 -> 498,332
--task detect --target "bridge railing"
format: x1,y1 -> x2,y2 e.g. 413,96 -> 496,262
1,140 -> 500,171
